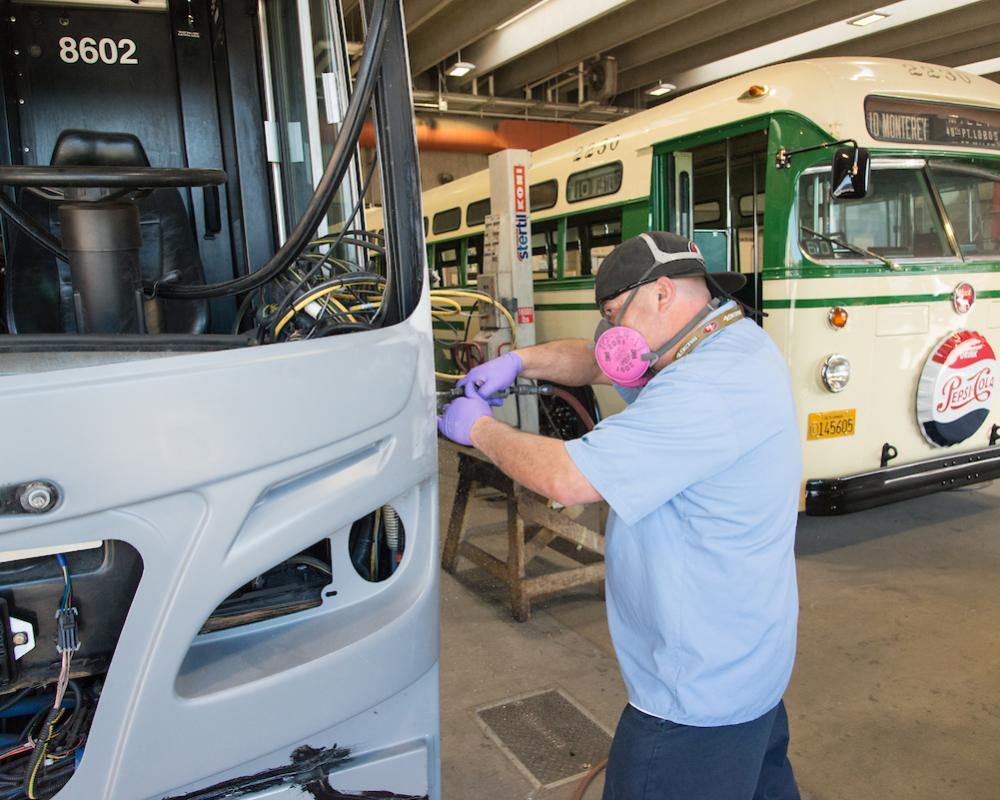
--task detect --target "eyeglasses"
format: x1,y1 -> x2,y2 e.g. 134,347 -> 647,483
599,278 -> 658,323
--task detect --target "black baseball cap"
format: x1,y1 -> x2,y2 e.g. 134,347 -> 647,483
595,231 -> 747,307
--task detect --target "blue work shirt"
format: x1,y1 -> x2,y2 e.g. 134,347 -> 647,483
565,308 -> 800,727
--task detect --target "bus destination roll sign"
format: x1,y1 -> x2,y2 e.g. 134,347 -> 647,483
865,96 -> 1000,150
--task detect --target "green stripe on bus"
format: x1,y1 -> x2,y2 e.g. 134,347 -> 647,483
535,278 -> 595,292
535,302 -> 596,311
762,289 -> 1000,309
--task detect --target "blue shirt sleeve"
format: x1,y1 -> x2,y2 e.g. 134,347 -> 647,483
566,370 -> 740,526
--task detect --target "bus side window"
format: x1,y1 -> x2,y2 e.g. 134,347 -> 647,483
435,242 -> 460,287
565,222 -> 583,277
565,209 -> 622,277
466,235 -> 483,285
531,220 -> 558,280
589,216 -> 622,273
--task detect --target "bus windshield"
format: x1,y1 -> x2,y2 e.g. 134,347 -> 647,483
927,159 -> 1000,260
798,160 -> 953,264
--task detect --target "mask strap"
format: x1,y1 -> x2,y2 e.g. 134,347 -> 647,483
641,298 -> 722,365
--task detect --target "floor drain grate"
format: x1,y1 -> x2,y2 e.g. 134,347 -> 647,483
476,688 -> 613,788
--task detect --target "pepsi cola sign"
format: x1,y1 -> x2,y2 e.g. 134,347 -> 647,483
916,330 -> 996,447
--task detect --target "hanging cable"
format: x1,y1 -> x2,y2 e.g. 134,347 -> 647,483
155,0 -> 394,300
266,158 -> 382,333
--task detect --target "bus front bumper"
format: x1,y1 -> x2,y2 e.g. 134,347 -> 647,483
805,445 -> 1000,515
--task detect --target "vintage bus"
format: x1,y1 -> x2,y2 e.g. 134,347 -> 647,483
413,58 -> 1000,514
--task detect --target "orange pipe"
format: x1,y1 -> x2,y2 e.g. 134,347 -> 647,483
358,118 -> 581,154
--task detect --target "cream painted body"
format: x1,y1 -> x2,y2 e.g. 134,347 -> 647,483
765,272 -> 1000,484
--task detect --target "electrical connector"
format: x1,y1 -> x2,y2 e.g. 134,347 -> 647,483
55,608 -> 80,654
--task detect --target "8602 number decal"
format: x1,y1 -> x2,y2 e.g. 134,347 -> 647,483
59,36 -> 138,66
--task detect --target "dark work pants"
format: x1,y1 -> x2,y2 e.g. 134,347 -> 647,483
601,700 -> 800,800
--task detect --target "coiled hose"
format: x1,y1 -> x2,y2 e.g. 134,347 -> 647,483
381,505 -> 401,552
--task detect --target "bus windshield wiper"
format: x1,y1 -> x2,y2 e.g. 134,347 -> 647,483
800,225 -> 901,271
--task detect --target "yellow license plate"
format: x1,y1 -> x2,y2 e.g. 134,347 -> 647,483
807,409 -> 856,440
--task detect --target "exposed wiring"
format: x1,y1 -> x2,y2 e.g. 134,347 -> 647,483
54,554 -> 72,610
269,274 -> 385,341
267,158 -> 382,330
154,0 -> 395,300
52,554 -> 78,714
23,708 -> 64,799
273,285 -> 357,336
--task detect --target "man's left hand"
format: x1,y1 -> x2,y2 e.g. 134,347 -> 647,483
438,395 -> 492,446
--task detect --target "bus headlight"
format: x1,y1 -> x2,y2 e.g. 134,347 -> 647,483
821,354 -> 851,393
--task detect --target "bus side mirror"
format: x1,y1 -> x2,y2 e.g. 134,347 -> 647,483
830,146 -> 871,200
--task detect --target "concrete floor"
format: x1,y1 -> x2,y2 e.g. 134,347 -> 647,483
437,451 -> 1000,800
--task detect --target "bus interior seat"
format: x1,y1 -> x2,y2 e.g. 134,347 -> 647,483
8,129 -> 208,334
912,232 -> 945,257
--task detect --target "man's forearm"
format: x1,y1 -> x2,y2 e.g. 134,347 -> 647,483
514,339 -> 608,387
470,417 -> 601,506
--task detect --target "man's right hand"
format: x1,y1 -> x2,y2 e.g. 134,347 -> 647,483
458,352 -> 523,400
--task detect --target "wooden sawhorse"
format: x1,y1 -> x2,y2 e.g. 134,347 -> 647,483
441,443 -> 605,621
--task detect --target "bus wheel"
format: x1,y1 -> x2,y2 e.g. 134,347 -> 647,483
538,384 -> 598,440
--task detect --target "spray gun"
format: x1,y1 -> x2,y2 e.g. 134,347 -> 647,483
437,383 -> 553,412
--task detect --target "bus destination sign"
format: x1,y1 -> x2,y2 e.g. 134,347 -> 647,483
865,96 -> 1000,150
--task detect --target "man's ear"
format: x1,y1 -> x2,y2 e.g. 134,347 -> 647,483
654,276 -> 676,310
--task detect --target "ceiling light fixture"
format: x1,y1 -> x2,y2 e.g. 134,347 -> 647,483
646,81 -> 676,97
446,61 -> 475,77
848,11 -> 889,26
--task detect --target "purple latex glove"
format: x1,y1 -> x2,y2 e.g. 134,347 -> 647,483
458,352 -> 523,401
438,395 -> 492,446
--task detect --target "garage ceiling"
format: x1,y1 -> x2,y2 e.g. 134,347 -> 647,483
348,0 -> 1000,124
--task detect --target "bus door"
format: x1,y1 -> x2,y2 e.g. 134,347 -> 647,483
0,0 -> 439,797
659,129 -> 768,313
0,0 -> 275,331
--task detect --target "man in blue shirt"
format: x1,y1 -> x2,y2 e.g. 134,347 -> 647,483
438,232 -> 801,800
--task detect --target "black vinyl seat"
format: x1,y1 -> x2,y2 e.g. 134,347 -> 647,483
8,129 -> 208,334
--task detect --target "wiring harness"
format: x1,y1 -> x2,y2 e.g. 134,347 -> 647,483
0,555 -> 89,800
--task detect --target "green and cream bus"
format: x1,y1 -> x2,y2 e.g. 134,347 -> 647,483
408,58 -> 1000,513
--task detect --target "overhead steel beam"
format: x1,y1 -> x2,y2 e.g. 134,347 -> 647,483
610,0 -> 829,74
490,0 -> 725,96
407,0 -> 541,76
458,0 -> 635,81
615,0 -> 981,95
404,0 -> 457,32
809,1 -> 998,60
880,25 -> 1000,67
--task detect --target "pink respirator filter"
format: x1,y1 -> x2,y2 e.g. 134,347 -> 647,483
594,326 -> 652,387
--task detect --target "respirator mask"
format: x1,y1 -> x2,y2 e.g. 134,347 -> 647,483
593,233 -> 722,388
